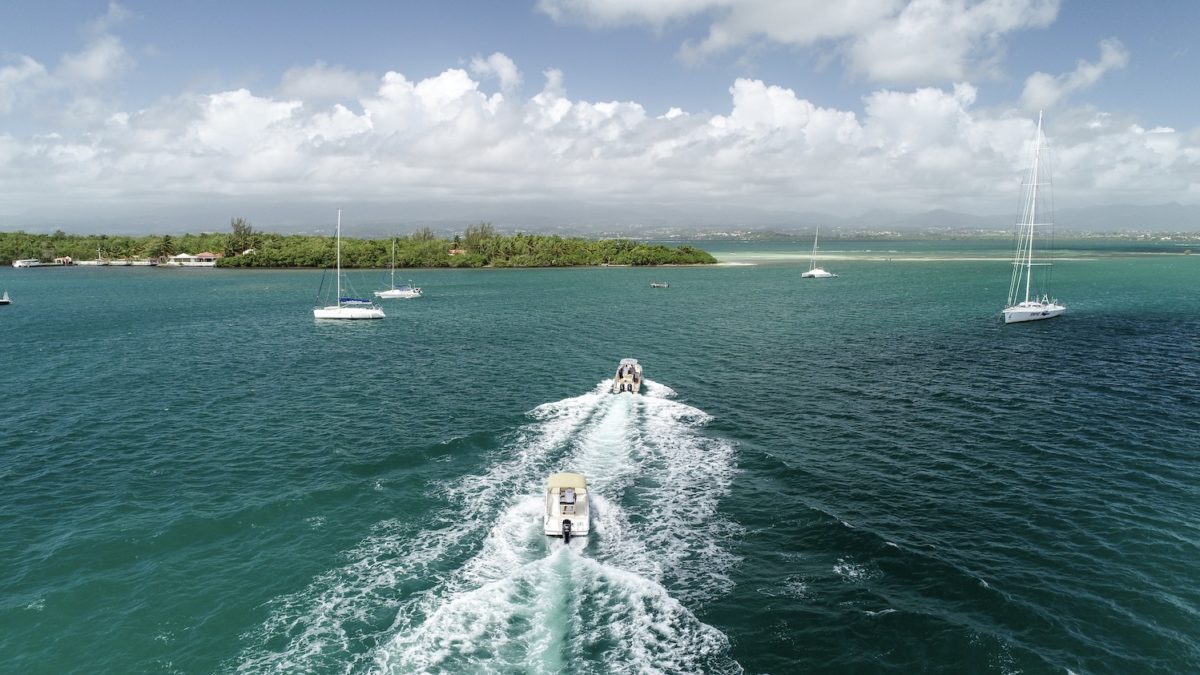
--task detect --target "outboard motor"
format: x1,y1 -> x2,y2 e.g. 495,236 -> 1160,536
562,519 -> 572,543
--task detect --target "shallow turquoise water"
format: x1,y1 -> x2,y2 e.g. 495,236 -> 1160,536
1,244 -> 1198,673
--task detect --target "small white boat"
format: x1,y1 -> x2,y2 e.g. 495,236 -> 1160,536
650,282 -> 669,288
375,238 -> 422,298
12,259 -> 40,268
1003,111 -> 1065,324
612,358 -> 643,394
801,226 -> 837,278
314,210 -> 385,320
544,472 -> 590,542
0,291 -> 10,305
375,285 -> 421,299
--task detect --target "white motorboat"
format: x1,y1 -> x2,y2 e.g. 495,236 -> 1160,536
0,291 -> 10,305
650,282 -> 669,288
12,259 -> 41,268
1003,111 -> 1065,324
314,210 -> 385,320
544,472 -> 590,543
801,225 -> 837,278
375,238 -> 422,298
612,358 -> 643,394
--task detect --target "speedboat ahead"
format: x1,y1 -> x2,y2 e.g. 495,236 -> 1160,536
612,358 -> 642,394
544,472 -> 590,543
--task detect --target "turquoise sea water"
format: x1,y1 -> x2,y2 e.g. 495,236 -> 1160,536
1,241 -> 1198,673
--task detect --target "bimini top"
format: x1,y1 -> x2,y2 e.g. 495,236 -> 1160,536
547,472 -> 588,491
619,358 -> 639,367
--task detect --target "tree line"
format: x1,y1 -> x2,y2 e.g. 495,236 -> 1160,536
0,220 -> 717,268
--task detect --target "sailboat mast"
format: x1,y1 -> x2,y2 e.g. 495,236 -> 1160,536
391,238 -> 396,288
811,225 -> 819,269
1024,112 -> 1043,304
336,209 -> 342,307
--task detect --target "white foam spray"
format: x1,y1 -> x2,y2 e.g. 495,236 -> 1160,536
238,378 -> 741,673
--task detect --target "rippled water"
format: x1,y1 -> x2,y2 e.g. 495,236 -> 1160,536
1,245 -> 1198,673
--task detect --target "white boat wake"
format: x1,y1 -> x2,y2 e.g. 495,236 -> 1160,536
237,379 -> 741,674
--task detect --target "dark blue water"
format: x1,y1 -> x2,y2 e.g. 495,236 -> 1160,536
1,246 -> 1197,673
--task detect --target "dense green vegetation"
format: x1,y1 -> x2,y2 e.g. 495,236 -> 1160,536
0,221 -> 717,268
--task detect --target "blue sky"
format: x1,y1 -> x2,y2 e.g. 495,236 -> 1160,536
1,1 -> 1197,232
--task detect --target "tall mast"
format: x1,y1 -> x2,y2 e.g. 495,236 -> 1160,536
336,209 -> 342,307
391,238 -> 396,288
811,225 -> 819,269
1024,112 -> 1043,304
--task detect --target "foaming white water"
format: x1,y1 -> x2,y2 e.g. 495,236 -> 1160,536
238,380 -> 740,673
374,549 -> 738,674
567,392 -> 741,602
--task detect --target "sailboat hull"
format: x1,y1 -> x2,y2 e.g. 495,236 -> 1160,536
314,306 -> 385,320
1003,302 -> 1065,323
374,288 -> 421,298
801,268 -> 837,278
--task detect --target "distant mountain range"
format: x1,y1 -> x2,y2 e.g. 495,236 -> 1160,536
538,202 -> 1200,237
819,202 -> 1200,233
4,201 -> 1199,237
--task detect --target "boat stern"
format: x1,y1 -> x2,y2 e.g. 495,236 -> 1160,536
612,358 -> 643,394
545,472 -> 590,541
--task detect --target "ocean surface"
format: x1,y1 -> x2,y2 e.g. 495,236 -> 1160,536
2,240 -> 1198,674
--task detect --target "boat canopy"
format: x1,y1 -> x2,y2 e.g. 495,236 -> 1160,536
340,297 -> 372,304
547,472 -> 587,491
619,358 -> 639,367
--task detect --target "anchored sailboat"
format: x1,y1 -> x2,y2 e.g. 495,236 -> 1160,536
801,225 -> 836,278
374,238 -> 422,299
1003,112 -> 1065,324
313,210 -> 385,320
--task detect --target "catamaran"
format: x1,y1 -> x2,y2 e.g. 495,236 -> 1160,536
801,226 -> 837,278
374,238 -> 422,299
1003,112 -> 1065,324
314,210 -> 385,320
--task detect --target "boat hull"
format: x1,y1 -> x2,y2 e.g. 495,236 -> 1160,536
1003,303 -> 1066,323
801,268 -> 837,278
313,306 -> 386,320
374,289 -> 421,299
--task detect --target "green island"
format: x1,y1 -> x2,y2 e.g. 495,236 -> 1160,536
0,221 -> 717,268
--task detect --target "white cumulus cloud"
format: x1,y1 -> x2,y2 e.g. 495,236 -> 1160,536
470,52 -> 522,90
0,56 -> 51,114
1020,38 -> 1130,112
56,34 -> 133,84
847,0 -> 1059,83
279,61 -> 377,102
539,0 -> 1061,85
1,54 -> 1197,227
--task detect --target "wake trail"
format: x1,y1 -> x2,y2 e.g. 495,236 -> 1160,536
236,378 -> 741,674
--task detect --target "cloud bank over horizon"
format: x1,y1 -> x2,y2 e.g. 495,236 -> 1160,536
0,2 -> 1196,233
